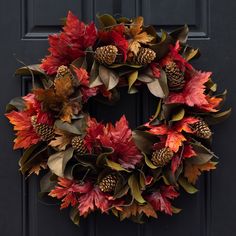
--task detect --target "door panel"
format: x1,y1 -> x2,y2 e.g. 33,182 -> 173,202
0,0 -> 236,236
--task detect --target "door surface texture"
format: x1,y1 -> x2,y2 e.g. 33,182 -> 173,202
0,0 -> 236,236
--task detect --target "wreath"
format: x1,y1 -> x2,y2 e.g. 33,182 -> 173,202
5,12 -> 231,225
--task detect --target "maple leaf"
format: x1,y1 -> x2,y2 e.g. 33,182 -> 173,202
145,186 -> 179,215
198,95 -> 222,112
78,186 -> 110,216
183,143 -> 196,158
49,178 -> 92,209
120,201 -> 157,220
28,161 -> 47,176
100,115 -> 142,169
41,11 -> 97,75
5,93 -> 52,149
49,128 -> 72,150
171,154 -> 182,174
174,116 -> 199,133
184,161 -> 217,184
150,63 -> 161,78
127,16 -> 154,55
98,24 -> 129,61
166,71 -> 211,107
84,117 -> 105,153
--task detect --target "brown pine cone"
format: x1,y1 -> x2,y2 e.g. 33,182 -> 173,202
98,174 -> 118,193
192,120 -> 212,139
95,45 -> 118,65
165,61 -> 185,91
31,116 -> 55,141
56,65 -> 71,78
151,147 -> 173,167
71,136 -> 87,154
132,47 -> 156,65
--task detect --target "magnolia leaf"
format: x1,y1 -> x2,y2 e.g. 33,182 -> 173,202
99,65 -> 119,90
147,79 -> 165,98
171,108 -> 185,122
89,61 -> 103,88
184,48 -> 200,61
137,74 -> 154,83
128,175 -> 146,204
97,14 -> 117,28
158,69 -> 169,96
143,152 -> 158,169
170,24 -> 189,44
106,159 -> 130,172
15,64 -> 45,76
205,108 -> 232,125
96,147 -> 114,166
171,206 -> 182,214
54,120 -> 82,135
108,64 -> 143,69
47,148 -> 74,177
178,176 -> 198,194
70,207 -> 80,226
40,172 -> 57,193
71,57 -> 87,69
128,70 -> 138,93
132,130 -> 159,154
6,97 -> 25,112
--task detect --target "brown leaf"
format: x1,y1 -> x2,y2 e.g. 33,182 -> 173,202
49,128 -> 73,151
120,201 -> 157,220
60,103 -> 74,122
28,161 -> 47,176
184,161 -> 217,184
128,16 -> 154,55
54,76 -> 74,98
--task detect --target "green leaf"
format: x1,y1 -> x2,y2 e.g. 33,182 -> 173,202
132,130 -> 159,154
6,97 -> 25,112
96,147 -> 114,166
40,172 -> 57,193
128,175 -> 146,204
128,70 -> 138,93
171,206 -> 182,214
106,159 -> 130,172
108,64 -> 143,69
54,120 -> 82,135
143,152 -> 158,169
70,207 -> 80,226
47,148 -> 74,177
89,61 -> 103,88
99,65 -> 119,90
178,176 -> 198,194
205,108 -> 232,125
15,64 -> 45,76
171,108 -> 185,122
97,14 -> 117,28
170,24 -> 189,44
183,48 -> 200,61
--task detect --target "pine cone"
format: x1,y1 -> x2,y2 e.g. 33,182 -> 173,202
165,61 -> 185,91
99,174 -> 117,193
132,47 -> 156,65
192,120 -> 212,139
31,116 -> 55,141
71,136 -> 87,154
95,45 -> 118,65
56,65 -> 70,77
151,147 -> 173,167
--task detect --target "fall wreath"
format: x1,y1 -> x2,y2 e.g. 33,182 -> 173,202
5,12 -> 231,225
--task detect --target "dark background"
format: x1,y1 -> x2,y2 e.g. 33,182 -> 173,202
0,0 -> 236,235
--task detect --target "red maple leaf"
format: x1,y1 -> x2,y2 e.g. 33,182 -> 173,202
49,177 -> 92,209
84,117 -> 105,152
150,62 -> 161,78
166,70 -> 211,107
98,24 -> 129,61
100,115 -> 142,169
145,185 -> 179,215
197,95 -> 222,112
147,117 -> 199,153
41,11 -> 97,75
183,143 -> 196,158
72,66 -> 98,102
5,93 -> 53,149
78,186 -> 110,216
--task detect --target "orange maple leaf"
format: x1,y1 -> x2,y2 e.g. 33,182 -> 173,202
128,16 -> 154,55
184,161 -> 217,184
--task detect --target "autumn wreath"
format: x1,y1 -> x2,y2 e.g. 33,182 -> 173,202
5,12 -> 231,225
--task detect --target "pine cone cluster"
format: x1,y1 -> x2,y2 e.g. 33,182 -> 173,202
56,65 -> 71,77
71,136 -> 87,154
151,147 -> 173,167
99,174 -> 117,193
95,45 -> 118,65
165,61 -> 185,90
132,47 -> 156,65
31,116 -> 55,141
192,121 -> 212,139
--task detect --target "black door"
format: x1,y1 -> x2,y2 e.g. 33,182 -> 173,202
1,0 -> 236,235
